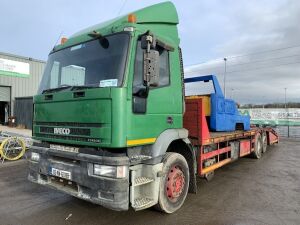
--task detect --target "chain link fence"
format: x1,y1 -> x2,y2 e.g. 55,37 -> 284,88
239,108 -> 300,139
274,125 -> 300,138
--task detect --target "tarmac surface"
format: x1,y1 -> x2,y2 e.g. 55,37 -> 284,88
0,138 -> 299,225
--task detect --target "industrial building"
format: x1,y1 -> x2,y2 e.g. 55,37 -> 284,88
0,52 -> 45,129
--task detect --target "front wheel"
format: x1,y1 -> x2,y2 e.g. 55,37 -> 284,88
154,152 -> 189,213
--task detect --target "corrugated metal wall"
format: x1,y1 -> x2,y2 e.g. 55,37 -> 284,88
0,52 -> 45,115
0,86 -> 10,101
14,97 -> 33,129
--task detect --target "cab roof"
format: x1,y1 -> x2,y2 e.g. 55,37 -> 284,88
53,2 -> 179,51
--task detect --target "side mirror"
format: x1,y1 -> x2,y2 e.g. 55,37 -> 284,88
143,50 -> 159,87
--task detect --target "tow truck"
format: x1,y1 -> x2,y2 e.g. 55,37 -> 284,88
28,2 -> 279,213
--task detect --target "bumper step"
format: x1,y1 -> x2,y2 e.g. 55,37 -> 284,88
133,197 -> 154,209
134,177 -> 154,186
130,163 -> 163,211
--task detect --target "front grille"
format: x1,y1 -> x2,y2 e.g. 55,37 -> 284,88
34,121 -> 102,128
35,133 -> 101,143
40,127 -> 90,136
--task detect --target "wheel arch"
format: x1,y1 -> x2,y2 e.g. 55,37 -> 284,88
148,129 -> 197,193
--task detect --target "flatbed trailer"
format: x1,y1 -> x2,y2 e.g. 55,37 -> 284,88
184,97 -> 279,178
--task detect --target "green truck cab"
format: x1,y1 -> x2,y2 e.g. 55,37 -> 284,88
28,2 -> 196,213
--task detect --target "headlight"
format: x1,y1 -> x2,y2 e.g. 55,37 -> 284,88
31,152 -> 40,161
93,164 -> 127,178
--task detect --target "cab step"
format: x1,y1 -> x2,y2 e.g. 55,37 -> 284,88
133,197 -> 154,210
130,163 -> 163,211
134,177 -> 154,186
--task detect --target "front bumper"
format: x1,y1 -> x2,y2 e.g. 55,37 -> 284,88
28,145 -> 130,211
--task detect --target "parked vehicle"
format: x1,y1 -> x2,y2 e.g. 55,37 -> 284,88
28,2 -> 279,213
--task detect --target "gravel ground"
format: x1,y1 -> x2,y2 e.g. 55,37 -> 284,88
0,138 -> 299,225
0,125 -> 32,137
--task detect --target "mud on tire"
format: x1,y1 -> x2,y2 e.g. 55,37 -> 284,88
154,152 -> 189,213
252,133 -> 263,159
262,132 -> 267,153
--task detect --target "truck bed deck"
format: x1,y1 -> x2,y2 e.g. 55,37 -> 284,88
209,129 -> 257,143
183,98 -> 279,146
210,129 -> 254,138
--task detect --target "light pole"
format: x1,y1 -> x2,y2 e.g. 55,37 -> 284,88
230,88 -> 234,99
284,88 -> 287,109
284,87 -> 289,137
224,57 -> 227,97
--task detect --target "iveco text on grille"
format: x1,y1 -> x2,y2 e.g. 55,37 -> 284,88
54,128 -> 70,135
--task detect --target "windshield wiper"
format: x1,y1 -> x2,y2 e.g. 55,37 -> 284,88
70,84 -> 98,91
42,85 -> 72,94
42,84 -> 99,94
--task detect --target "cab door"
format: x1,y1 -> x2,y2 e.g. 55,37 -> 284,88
127,39 -> 182,145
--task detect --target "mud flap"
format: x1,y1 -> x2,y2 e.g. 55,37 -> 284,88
189,170 -> 197,193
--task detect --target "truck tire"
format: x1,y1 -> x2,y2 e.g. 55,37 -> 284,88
252,133 -> 263,159
154,152 -> 189,213
262,132 -> 267,153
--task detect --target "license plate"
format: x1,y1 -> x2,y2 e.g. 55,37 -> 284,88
50,167 -> 72,180
50,144 -> 79,153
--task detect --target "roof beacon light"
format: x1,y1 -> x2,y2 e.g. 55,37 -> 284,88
128,14 -> 137,23
61,37 -> 68,45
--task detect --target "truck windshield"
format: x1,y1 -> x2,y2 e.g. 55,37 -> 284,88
38,33 -> 130,94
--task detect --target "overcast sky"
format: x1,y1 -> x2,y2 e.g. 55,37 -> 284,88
1,0 -> 299,104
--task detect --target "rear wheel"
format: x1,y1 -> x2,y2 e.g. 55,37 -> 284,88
252,133 -> 263,159
155,152 -> 189,213
262,132 -> 267,153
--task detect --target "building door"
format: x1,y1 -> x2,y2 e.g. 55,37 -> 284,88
0,86 -> 11,124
